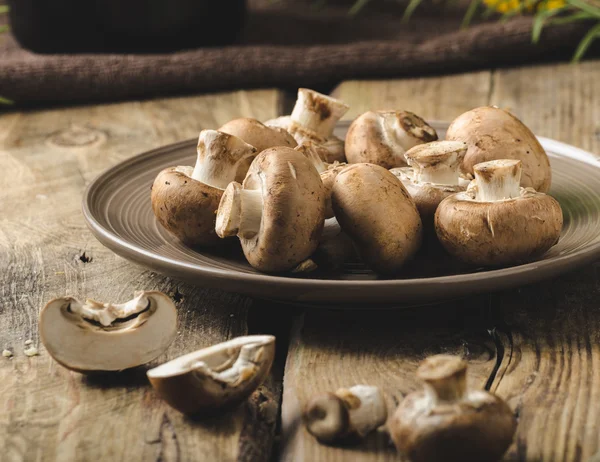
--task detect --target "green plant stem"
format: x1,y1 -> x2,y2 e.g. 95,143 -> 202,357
572,21 -> 600,61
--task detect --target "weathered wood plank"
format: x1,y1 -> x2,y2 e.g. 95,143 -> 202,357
331,71 -> 493,122
489,60 -> 600,462
0,89 -> 284,462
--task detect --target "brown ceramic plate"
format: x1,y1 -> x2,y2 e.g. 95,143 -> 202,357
82,122 -> 600,307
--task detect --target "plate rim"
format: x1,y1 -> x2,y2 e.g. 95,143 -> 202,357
81,122 -> 600,294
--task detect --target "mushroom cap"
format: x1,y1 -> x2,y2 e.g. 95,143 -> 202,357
391,167 -> 464,223
303,393 -> 350,443
218,117 -> 297,152
332,163 -> 422,275
435,188 -> 563,266
151,166 -> 223,246
239,147 -> 326,272
345,110 -> 438,168
390,389 -> 516,462
39,291 -> 177,373
147,335 -> 275,415
320,163 -> 347,218
445,106 -> 552,192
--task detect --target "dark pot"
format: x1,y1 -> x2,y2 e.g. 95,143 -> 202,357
9,0 -> 247,53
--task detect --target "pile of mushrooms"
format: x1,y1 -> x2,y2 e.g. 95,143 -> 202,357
151,90 -> 563,274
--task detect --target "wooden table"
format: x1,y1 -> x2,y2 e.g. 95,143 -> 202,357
1,60 -> 599,462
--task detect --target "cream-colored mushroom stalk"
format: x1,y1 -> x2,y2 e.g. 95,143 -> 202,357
303,385 -> 388,443
473,159 -> 522,202
70,292 -> 149,327
418,355 -> 468,404
290,88 -> 350,138
190,129 -> 257,189
406,141 -> 467,185
215,182 -> 263,239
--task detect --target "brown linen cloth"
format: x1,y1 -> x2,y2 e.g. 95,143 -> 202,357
0,3 -> 596,106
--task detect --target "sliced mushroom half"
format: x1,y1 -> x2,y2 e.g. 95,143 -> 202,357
39,291 -> 177,373
147,335 -> 275,415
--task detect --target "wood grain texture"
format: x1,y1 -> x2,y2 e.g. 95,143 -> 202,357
0,89 -> 284,462
283,60 -> 600,462
331,71 -> 492,122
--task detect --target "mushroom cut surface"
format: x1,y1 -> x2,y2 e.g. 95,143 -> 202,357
147,335 -> 275,415
39,291 -> 177,373
446,106 -> 552,192
332,163 -> 422,275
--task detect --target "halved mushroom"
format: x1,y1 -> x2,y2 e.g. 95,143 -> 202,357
445,106 -> 552,192
345,110 -> 438,168
218,117 -> 297,151
215,146 -> 326,272
265,89 -> 350,163
39,291 -> 177,373
303,385 -> 388,444
332,163 -> 422,275
389,355 -> 517,462
147,335 -> 275,415
435,159 -> 563,266
390,140 -> 467,228
151,130 -> 257,246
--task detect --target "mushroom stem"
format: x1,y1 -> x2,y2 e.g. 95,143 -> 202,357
418,355 -> 468,404
337,385 -> 388,437
474,159 -> 522,202
191,130 -> 257,189
290,89 -> 349,138
216,182 -> 263,239
405,140 -> 467,186
414,166 -> 460,185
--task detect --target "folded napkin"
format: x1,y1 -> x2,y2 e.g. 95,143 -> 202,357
0,2 -> 596,106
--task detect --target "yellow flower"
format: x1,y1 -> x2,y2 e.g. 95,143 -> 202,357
483,0 -> 565,13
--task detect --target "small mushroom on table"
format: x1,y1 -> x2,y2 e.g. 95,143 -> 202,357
331,163 -> 422,275
215,146 -> 326,272
39,291 -> 177,373
391,140 -> 467,231
303,385 -> 388,444
345,110 -> 438,168
151,129 -> 257,246
265,88 -> 350,163
445,106 -> 552,192
218,117 -> 297,151
147,335 -> 275,415
435,159 -> 563,266
389,355 -> 517,462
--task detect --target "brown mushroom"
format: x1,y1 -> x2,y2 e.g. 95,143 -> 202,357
303,385 -> 388,444
331,163 -> 422,275
389,355 -> 517,462
218,117 -> 297,151
215,146 -> 326,272
390,140 -> 467,229
345,110 -> 438,168
265,88 -> 350,163
39,291 -> 177,373
445,106 -> 552,192
147,335 -> 275,415
435,159 -> 563,266
151,130 -> 257,246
